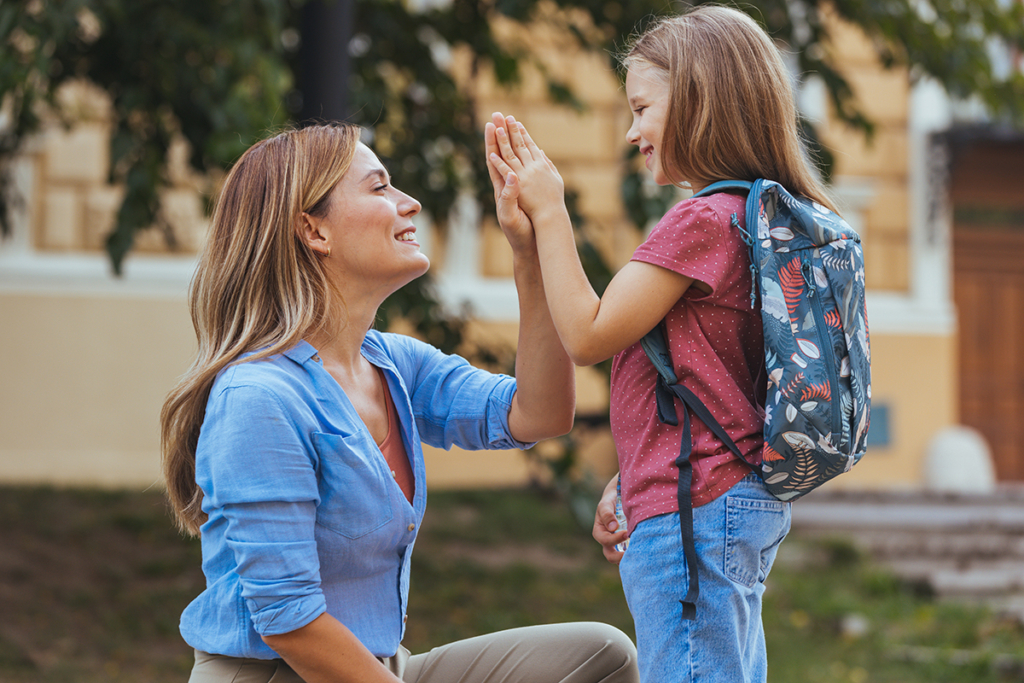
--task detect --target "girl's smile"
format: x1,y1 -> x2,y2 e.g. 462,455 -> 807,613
625,64 -> 673,186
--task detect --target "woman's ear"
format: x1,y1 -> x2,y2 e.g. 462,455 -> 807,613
296,212 -> 331,257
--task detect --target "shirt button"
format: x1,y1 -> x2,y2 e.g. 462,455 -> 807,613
403,615 -> 408,624
407,523 -> 415,531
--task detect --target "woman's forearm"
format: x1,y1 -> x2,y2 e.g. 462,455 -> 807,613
262,613 -> 401,683
507,246 -> 576,443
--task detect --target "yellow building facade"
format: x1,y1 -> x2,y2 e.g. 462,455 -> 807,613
0,16 -> 992,492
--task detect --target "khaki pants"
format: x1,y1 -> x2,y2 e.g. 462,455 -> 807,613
189,622 -> 638,683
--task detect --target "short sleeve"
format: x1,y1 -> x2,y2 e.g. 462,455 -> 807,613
632,198 -> 736,296
196,382 -> 327,637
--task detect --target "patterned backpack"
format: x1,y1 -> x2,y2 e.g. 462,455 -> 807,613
640,179 -> 871,620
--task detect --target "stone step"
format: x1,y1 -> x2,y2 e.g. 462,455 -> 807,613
786,486 -> 1024,621
929,566 -> 1024,597
876,559 -> 1024,594
794,528 -> 1024,560
791,487 -> 1024,534
792,501 -> 1024,533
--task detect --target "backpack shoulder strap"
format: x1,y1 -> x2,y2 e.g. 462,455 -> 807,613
691,180 -> 753,198
638,323 -> 751,622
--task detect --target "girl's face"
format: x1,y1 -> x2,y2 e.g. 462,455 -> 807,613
625,64 -> 673,186
320,143 -> 429,294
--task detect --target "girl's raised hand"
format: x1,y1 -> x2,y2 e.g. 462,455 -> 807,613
488,112 -> 566,223
485,114 -> 534,253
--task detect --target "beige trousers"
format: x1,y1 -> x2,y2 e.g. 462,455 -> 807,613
189,621 -> 638,683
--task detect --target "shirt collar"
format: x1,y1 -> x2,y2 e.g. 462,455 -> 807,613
283,335 -> 397,372
283,339 -> 318,364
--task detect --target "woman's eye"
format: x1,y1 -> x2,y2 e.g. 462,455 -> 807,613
634,106 -> 646,115
374,184 -> 389,192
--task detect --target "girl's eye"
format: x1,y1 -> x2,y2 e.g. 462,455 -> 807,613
374,184 -> 389,192
633,106 -> 645,115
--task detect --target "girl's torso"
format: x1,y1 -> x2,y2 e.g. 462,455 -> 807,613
610,192 -> 766,528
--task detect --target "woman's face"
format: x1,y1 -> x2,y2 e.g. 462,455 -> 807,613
320,143 -> 429,293
625,63 -> 673,186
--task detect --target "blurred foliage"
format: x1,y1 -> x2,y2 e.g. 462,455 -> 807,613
0,0 -> 293,269
2,0 -> 1022,266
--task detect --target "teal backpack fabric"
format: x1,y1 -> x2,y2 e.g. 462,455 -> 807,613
641,179 -> 872,620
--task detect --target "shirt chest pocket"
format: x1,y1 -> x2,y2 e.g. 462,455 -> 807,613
312,431 -> 394,539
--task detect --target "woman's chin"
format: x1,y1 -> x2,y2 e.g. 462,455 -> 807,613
399,257 -> 431,287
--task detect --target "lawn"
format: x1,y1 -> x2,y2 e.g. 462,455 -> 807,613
0,485 -> 1020,682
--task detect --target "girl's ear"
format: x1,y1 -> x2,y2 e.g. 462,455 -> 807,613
296,212 -> 330,257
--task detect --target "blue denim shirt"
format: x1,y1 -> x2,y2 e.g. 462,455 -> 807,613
179,331 -> 531,659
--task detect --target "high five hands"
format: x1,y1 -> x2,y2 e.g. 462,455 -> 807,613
484,112 -> 567,251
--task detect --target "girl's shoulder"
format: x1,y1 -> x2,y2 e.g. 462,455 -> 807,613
651,191 -> 746,240
669,191 -> 745,221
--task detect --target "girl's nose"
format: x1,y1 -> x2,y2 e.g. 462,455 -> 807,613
625,122 -> 640,146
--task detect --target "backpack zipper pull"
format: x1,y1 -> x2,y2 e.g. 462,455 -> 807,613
748,265 -> 758,310
735,212 -> 759,309
801,258 -> 816,297
732,212 -> 753,246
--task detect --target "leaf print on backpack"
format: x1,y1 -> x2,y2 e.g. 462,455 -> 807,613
778,258 -> 805,330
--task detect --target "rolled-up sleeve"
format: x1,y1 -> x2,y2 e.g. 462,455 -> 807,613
390,335 -> 535,452
197,383 -> 327,637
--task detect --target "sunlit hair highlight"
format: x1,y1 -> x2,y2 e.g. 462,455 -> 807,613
160,123 -> 360,535
622,5 -> 837,212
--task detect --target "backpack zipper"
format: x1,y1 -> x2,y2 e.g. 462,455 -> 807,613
801,255 -> 842,440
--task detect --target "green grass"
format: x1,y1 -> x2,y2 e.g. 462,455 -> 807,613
0,485 -> 1021,682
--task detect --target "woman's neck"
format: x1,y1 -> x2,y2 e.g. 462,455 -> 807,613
306,297 -> 379,372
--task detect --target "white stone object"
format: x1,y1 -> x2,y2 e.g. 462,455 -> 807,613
923,426 -> 996,494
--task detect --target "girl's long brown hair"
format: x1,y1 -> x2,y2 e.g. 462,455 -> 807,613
622,6 -> 838,212
160,124 -> 360,535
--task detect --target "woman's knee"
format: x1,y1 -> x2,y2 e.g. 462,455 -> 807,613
575,622 -> 639,682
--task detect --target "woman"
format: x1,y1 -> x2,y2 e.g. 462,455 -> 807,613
160,123 -> 638,683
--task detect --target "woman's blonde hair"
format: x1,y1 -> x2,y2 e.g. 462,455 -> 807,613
160,123 -> 361,535
622,5 -> 837,211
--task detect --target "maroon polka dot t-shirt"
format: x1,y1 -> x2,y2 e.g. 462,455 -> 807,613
610,192 -> 766,530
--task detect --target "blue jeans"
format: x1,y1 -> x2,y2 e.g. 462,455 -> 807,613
618,473 -> 791,683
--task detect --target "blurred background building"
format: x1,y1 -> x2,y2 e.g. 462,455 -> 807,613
0,5 -> 1021,494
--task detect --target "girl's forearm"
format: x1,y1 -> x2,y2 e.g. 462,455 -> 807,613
508,245 -> 576,443
530,206 -> 697,366
530,206 -> 609,366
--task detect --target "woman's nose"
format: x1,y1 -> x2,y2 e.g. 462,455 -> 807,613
398,191 -> 421,217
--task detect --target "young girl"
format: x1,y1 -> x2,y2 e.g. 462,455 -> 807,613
485,6 -> 840,682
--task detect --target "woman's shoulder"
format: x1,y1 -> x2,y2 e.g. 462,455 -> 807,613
363,329 -> 440,365
210,345 -> 315,403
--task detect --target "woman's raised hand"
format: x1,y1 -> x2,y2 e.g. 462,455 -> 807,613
485,113 -> 535,253
487,112 -> 566,225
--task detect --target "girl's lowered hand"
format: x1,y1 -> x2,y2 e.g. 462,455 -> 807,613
485,115 -> 535,253
488,112 -> 566,223
593,474 -> 628,565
